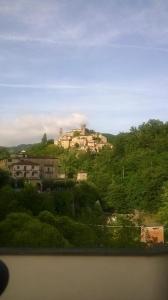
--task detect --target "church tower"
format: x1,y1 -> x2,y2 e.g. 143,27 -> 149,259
81,124 -> 86,135
59,127 -> 63,137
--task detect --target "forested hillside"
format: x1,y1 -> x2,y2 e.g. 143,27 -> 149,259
0,119 -> 168,247
27,119 -> 168,213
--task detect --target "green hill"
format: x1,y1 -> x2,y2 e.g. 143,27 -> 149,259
23,119 -> 168,214
1,119 -> 168,247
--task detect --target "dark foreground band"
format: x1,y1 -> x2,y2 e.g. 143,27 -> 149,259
0,260 -> 9,295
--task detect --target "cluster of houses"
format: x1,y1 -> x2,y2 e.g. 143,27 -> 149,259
54,124 -> 112,152
0,125 -> 110,184
0,150 -> 88,185
0,125 -> 165,246
0,151 -> 60,186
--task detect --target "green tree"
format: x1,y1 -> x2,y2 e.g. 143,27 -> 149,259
41,133 -> 48,145
56,216 -> 97,247
53,190 -> 75,216
17,185 -> 55,215
107,215 -> 141,248
0,213 -> 69,247
158,182 -> 168,225
73,182 -> 101,217
105,180 -> 128,213
0,147 -> 9,159
0,169 -> 10,188
0,186 -> 18,220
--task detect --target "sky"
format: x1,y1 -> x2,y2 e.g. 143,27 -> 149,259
0,0 -> 168,146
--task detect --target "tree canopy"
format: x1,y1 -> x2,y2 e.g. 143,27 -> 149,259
0,119 -> 168,247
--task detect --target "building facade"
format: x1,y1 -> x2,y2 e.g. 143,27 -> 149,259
54,125 -> 112,152
10,161 -> 40,180
77,172 -> 88,181
2,151 -> 63,182
141,226 -> 164,245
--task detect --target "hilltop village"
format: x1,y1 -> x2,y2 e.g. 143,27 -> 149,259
0,125 -> 111,185
0,119 -> 167,247
54,124 -> 112,152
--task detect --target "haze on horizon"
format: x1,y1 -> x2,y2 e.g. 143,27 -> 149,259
0,0 -> 168,146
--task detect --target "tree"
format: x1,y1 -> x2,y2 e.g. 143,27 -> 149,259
158,182 -> 168,226
157,182 -> 168,242
0,213 -> 69,247
0,186 -> 18,220
38,212 -> 101,247
17,184 -> 55,215
38,211 -> 58,227
53,190 -> 75,216
0,169 -> 10,188
0,147 -> 9,159
73,182 -> 101,217
60,150 -> 79,178
41,133 -> 47,145
55,216 -> 97,247
107,215 -> 141,248
105,180 -> 128,213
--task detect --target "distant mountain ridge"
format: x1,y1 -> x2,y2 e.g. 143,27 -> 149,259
0,133 -> 115,154
7,143 -> 39,154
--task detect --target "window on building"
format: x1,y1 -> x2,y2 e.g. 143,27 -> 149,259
32,171 -> 38,177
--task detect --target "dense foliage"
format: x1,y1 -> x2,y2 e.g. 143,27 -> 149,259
0,119 -> 168,247
28,119 -> 168,213
0,147 -> 9,159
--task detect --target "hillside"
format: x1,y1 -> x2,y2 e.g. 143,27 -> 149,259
24,119 -> 168,213
1,119 -> 168,247
7,143 -> 38,154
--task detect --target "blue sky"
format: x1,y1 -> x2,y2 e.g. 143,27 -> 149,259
0,0 -> 168,145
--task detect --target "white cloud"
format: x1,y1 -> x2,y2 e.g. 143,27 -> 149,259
0,113 -> 87,146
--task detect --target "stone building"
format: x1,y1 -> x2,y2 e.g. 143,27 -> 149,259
10,161 -> 40,180
77,171 -> 88,181
54,124 -> 112,152
141,226 -> 164,245
1,151 -> 63,182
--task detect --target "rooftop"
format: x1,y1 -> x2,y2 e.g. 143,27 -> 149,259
11,161 -> 40,166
